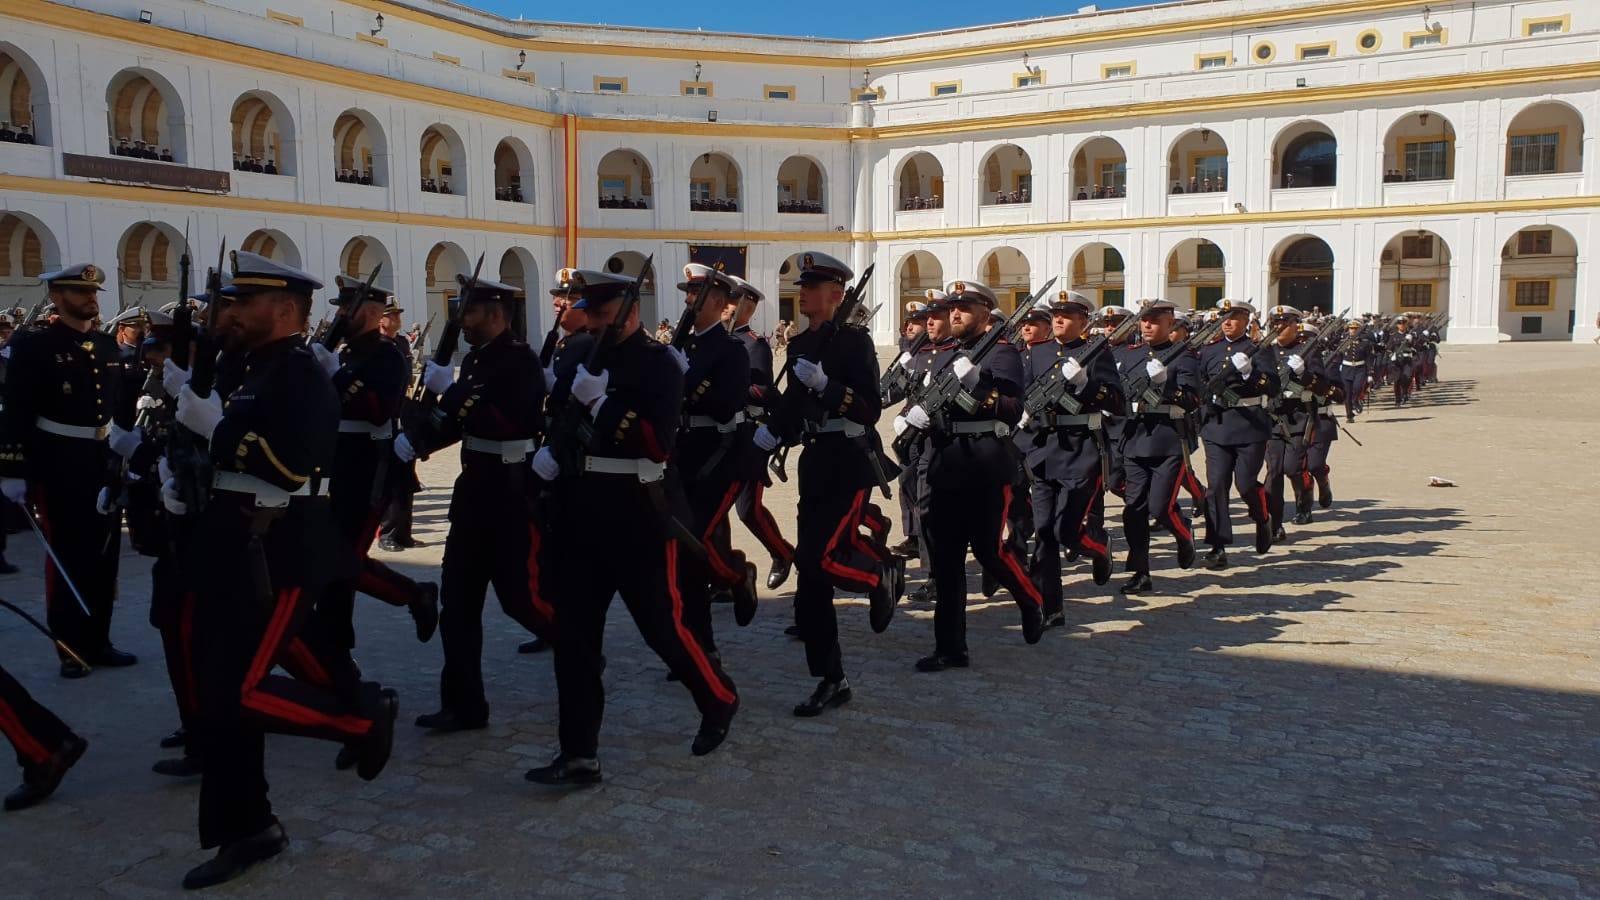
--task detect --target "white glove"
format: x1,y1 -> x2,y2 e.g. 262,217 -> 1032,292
158,455 -> 173,484
175,385 -> 224,441
531,446 -> 560,480
542,366 -> 556,389
162,358 -> 191,397
1145,359 -> 1168,385
1229,352 -> 1253,377
109,424 -> 143,459
1286,354 -> 1306,375
753,425 -> 780,451
1061,358 -> 1087,387
667,346 -> 690,375
793,358 -> 828,392
160,478 -> 186,515
136,395 -> 160,412
0,346 -> 8,360
952,356 -> 980,390
96,487 -> 115,516
0,478 -> 24,505
571,365 -> 609,411
904,405 -> 932,430
892,351 -> 912,369
393,433 -> 417,463
892,415 -> 908,437
311,343 -> 342,377
1018,411 -> 1031,429
422,360 -> 454,395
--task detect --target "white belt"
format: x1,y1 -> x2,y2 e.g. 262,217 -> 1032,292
1042,412 -> 1102,430
1341,360 -> 1368,368
685,411 -> 746,433
338,420 -> 394,440
950,420 -> 1010,437
462,435 -> 535,463
212,471 -> 329,508
36,417 -> 108,441
1220,395 -> 1269,409
803,418 -> 866,438
1131,403 -> 1186,419
582,455 -> 666,483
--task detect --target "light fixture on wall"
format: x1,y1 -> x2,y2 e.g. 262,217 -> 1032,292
693,61 -> 703,83
138,9 -> 153,23
516,50 -> 527,70
1419,112 -> 1430,127
1200,128 -> 1212,144
862,68 -> 871,88
371,13 -> 385,36
1022,52 -> 1040,75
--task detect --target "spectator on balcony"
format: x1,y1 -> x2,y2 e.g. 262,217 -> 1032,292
263,159 -> 278,175
1404,168 -> 1416,182
159,147 -> 173,162
0,122 -> 13,143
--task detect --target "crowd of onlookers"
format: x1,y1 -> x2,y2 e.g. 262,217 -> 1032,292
420,177 -> 452,193
690,197 -> 740,212
1383,168 -> 1438,183
0,122 -> 36,145
599,195 -> 650,209
110,138 -> 172,161
1075,183 -> 1128,200
900,195 -> 945,210
1169,174 -> 1228,194
778,199 -> 824,214
231,154 -> 279,174
495,182 -> 526,202
335,168 -> 375,185
989,189 -> 1030,205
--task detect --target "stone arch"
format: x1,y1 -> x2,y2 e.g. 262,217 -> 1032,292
420,124 -> 466,196
603,250 -> 657,326
1165,238 -> 1227,309
333,109 -> 387,186
1069,136 -> 1128,199
1504,101 -> 1585,176
1381,110 -> 1456,183
338,236 -> 394,291
978,143 -> 1032,205
1166,127 -> 1229,194
229,91 -> 294,175
1498,224 -> 1578,341
0,211 -> 58,309
1269,234 -> 1336,311
777,155 -> 826,214
1377,228 -> 1451,317
1067,241 -> 1127,306
1273,120 -> 1338,189
895,249 -> 944,326
976,246 -> 1033,312
896,152 -> 945,210
498,246 -> 539,336
239,229 -> 302,268
688,151 -> 741,212
116,220 -> 183,310
597,148 -> 652,209
424,241 -> 471,330
105,67 -> 187,162
0,43 -> 50,145
493,137 -> 533,203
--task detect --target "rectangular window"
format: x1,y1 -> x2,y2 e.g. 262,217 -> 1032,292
1101,288 -> 1125,307
1402,139 -> 1451,181
1103,248 -> 1125,273
599,175 -> 629,198
1508,132 -> 1560,176
1193,285 -> 1225,309
1297,43 -> 1334,60
1401,235 -> 1435,260
1100,62 -> 1135,79
1518,230 -> 1553,255
931,81 -> 961,97
1196,243 -> 1224,269
1195,53 -> 1232,70
1014,173 -> 1033,196
1399,283 -> 1434,309
1013,72 -> 1044,88
1405,29 -> 1446,48
681,81 -> 712,97
764,85 -> 796,101
594,77 -> 627,93
1098,161 -> 1128,194
1521,315 -> 1544,334
1513,280 -> 1553,309
1190,154 -> 1227,189
1524,16 -> 1570,36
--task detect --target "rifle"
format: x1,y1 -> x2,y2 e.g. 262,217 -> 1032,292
407,252 -> 482,410
892,276 -> 1058,462
879,329 -> 931,404
319,262 -> 383,352
167,239 -> 224,516
1270,311 -> 1347,444
1021,312 -> 1138,419
409,311 -> 438,382
1119,317 -> 1223,410
537,306 -> 563,367
1201,325 -> 1279,416
670,273 -> 717,350
20,296 -> 47,328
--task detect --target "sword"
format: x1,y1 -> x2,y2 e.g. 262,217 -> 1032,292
1337,422 -> 1364,446
0,597 -> 91,671
24,507 -> 93,618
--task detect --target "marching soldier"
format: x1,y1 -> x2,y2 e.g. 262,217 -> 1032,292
377,300 -> 423,553
886,294 -> 940,563
725,275 -> 795,590
1016,290 -> 1122,626
529,268 -> 740,784
165,252 -> 397,889
1386,315 -> 1418,406
1112,300 -> 1202,594
308,276 -> 440,672
0,264 -> 133,677
1330,319 -> 1371,422
1263,306 -> 1342,532
397,276 -> 553,733
1,662 -> 87,811
753,252 -> 899,716
1196,299 -> 1277,569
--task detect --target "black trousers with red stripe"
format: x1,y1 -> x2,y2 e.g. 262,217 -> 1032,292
734,480 -> 794,565
194,580 -> 373,848
1202,440 -> 1269,550
925,478 -> 1041,657
0,663 -> 72,771
318,502 -> 429,651
677,476 -> 750,654
31,480 -> 121,659
1122,454 -> 1191,576
1029,474 -> 1108,617
1265,427 -> 1311,531
149,552 -> 200,750
548,489 -> 738,760
794,486 -> 889,682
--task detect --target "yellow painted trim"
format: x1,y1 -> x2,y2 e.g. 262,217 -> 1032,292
565,114 -> 579,267
763,85 -> 797,101
930,80 -> 962,97
1356,29 -> 1382,53
578,227 -> 851,243
1296,41 -> 1336,60
1194,52 -> 1232,70
432,51 -> 461,66
265,10 -> 303,27
578,117 -> 848,140
1100,61 -> 1136,79
594,76 -> 628,93
1508,278 -> 1555,311
1012,71 -> 1045,88
1522,15 -> 1572,37
503,69 -> 535,84
1403,28 -> 1447,49
355,32 -> 388,47
1395,280 -> 1437,312
680,80 -> 713,97
1252,41 -> 1277,64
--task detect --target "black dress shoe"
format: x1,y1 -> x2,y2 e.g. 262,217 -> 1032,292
1204,548 -> 1229,571
1254,519 -> 1273,554
793,678 -> 851,718
524,754 -> 602,787
1273,526 -> 1288,543
153,755 -> 204,778
766,557 -> 792,590
1119,573 -> 1154,596
1315,476 -> 1333,509
377,537 -> 404,553
691,711 -> 734,757
414,709 -> 487,732
914,653 -> 970,672
867,561 -> 899,634
4,734 -> 86,811
733,562 -> 758,627
93,647 -> 138,667
0,555 -> 18,575
410,583 -> 440,643
1091,551 -> 1111,586
59,660 -> 90,679
357,689 -> 399,781
980,571 -> 1000,599
335,745 -> 357,771
1176,536 -> 1197,570
518,637 -> 548,654
888,537 -> 919,558
1292,511 -> 1313,526
160,727 -> 188,750
181,820 -> 288,890
906,584 -> 931,604
1041,611 -> 1066,630
1018,600 -> 1043,645
709,589 -> 733,605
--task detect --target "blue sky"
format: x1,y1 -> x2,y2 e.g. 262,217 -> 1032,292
474,0 -> 1165,40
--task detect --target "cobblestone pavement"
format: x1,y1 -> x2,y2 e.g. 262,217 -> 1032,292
2,343 -> 1597,897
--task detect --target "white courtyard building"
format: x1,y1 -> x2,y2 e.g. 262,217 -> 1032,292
2,0 -> 1598,344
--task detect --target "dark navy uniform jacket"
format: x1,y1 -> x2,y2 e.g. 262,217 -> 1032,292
0,322 -> 121,481
332,329 -> 408,512
113,341 -> 145,429
1269,337 -> 1343,441
1016,337 -> 1123,482
770,322 -> 882,496
918,332 -> 1025,490
1198,335 -> 1279,445
675,322 -> 751,480
1112,340 -> 1201,459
